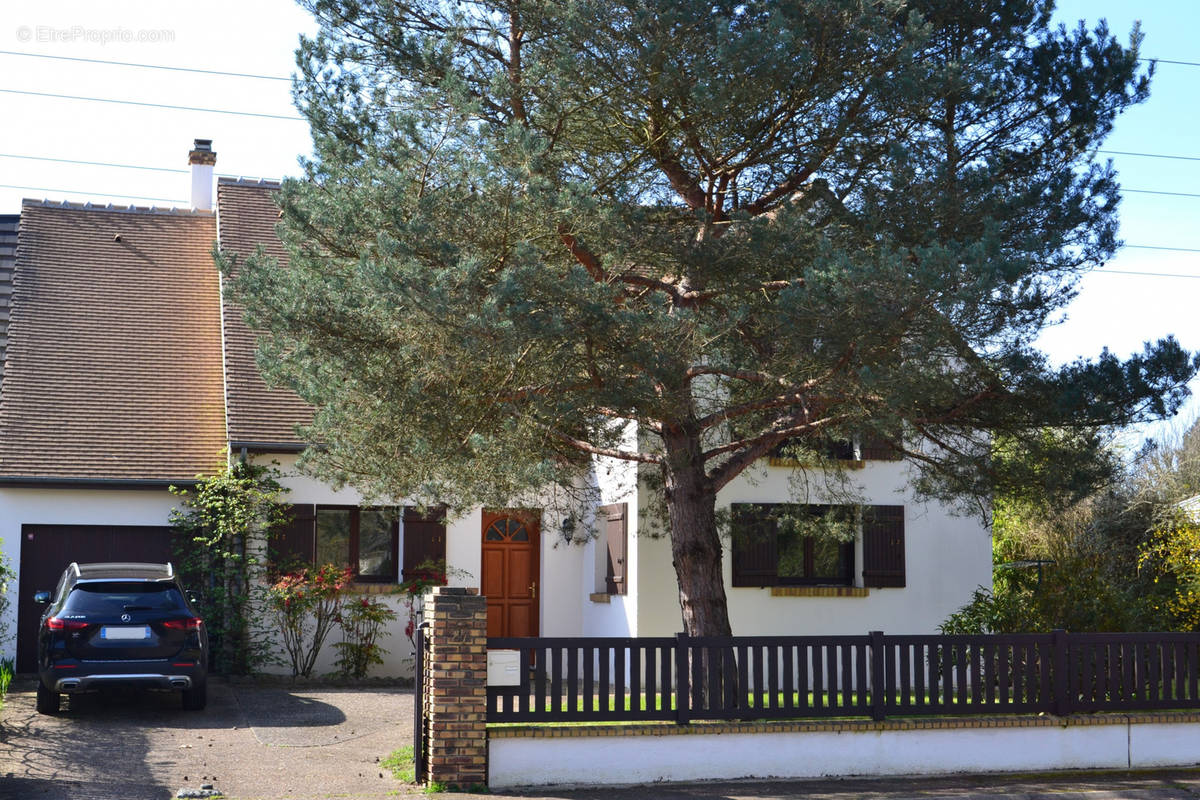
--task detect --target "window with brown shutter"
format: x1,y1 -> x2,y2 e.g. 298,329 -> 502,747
767,430 -> 903,465
731,504 -> 854,587
598,503 -> 628,594
269,503 -> 401,583
862,504 -> 905,587
271,504 -> 316,575
402,506 -> 447,583
769,435 -> 856,464
860,433 -> 903,461
731,504 -> 779,587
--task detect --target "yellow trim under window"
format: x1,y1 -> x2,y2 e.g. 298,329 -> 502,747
769,586 -> 869,598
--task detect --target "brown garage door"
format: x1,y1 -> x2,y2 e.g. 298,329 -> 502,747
16,525 -> 176,672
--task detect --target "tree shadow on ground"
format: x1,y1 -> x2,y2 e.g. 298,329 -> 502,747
0,681 -> 170,800
233,687 -> 348,730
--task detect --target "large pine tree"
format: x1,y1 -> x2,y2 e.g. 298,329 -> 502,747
229,0 -> 1198,636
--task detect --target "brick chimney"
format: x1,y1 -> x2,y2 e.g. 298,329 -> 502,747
188,139 -> 216,211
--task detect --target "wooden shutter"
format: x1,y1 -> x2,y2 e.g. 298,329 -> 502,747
402,506 -> 447,583
862,505 -> 905,587
860,432 -> 902,461
600,503 -> 628,595
771,435 -> 855,462
272,504 -> 315,573
731,504 -> 778,587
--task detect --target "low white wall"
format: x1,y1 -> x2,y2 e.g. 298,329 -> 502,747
1131,722 -> 1200,767
489,718 -> 1200,788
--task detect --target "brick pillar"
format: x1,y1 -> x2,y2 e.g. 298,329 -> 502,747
423,586 -> 488,789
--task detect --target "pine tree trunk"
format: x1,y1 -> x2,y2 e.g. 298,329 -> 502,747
663,428 -> 733,638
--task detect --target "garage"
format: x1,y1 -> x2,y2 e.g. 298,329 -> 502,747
16,525 -> 176,672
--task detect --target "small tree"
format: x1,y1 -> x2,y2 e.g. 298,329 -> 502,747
267,564 -> 352,678
945,426 -> 1200,634
333,595 -> 398,679
171,458 -> 291,674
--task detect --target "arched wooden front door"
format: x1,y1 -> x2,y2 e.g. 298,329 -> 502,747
481,509 -> 540,638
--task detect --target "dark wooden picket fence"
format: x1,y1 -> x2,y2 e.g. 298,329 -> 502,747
486,631 -> 1200,724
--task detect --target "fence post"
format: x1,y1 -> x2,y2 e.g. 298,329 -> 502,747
414,621 -> 428,784
869,630 -> 886,722
675,631 -> 691,725
1052,628 -> 1070,717
423,587 -> 488,789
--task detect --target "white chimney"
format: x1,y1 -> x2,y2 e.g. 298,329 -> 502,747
188,139 -> 216,210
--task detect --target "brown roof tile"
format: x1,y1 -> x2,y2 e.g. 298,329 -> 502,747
0,202 -> 227,481
0,214 -> 18,386
216,179 -> 313,445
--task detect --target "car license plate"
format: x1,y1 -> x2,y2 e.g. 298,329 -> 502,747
101,625 -> 151,640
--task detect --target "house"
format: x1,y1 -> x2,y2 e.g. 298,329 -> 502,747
0,140 -> 991,676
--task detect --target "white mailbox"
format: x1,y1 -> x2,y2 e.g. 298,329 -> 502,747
487,649 -> 522,686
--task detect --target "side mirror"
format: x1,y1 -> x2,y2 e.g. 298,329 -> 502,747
33,591 -> 50,604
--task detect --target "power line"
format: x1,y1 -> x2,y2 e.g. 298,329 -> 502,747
3,152 -> 1200,251
6,150 -> 1198,200
0,152 -> 283,182
1098,269 -> 1200,280
0,88 -> 304,121
1125,244 -> 1200,253
0,49 -> 291,81
1099,149 -> 1200,163
1,184 -> 1198,277
0,152 -> 188,174
0,49 -> 1178,84
0,184 -> 187,204
1141,57 -> 1200,68
1123,188 -> 1200,199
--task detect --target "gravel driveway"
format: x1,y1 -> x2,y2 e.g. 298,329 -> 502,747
0,676 -> 419,800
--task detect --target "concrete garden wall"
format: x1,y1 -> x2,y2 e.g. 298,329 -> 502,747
488,714 -> 1200,788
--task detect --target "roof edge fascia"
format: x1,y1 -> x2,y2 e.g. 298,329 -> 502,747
0,476 -> 197,490
229,440 -> 309,454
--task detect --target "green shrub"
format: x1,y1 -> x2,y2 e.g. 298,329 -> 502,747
0,658 -> 13,709
333,595 -> 398,679
267,564 -> 352,677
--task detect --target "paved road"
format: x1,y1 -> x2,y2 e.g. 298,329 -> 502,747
503,770 -> 1200,800
3,677 -> 1200,799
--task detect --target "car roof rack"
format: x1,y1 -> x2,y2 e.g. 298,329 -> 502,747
68,562 -> 81,578
73,562 -> 176,581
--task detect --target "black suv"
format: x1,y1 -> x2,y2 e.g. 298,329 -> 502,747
33,562 -> 209,714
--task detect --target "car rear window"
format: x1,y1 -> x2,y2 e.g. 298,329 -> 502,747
63,582 -> 187,615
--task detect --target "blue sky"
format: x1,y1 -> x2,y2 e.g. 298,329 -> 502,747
1,0 -> 1197,444
1038,0 -> 1200,443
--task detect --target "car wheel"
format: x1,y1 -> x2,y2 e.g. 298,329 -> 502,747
36,681 -> 60,715
181,680 -> 207,711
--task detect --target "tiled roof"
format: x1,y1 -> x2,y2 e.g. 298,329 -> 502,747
0,214 -> 18,386
216,178 -> 313,445
0,202 -> 227,481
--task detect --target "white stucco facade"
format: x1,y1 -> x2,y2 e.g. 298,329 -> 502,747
629,457 -> 992,639
2,441 -> 990,674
